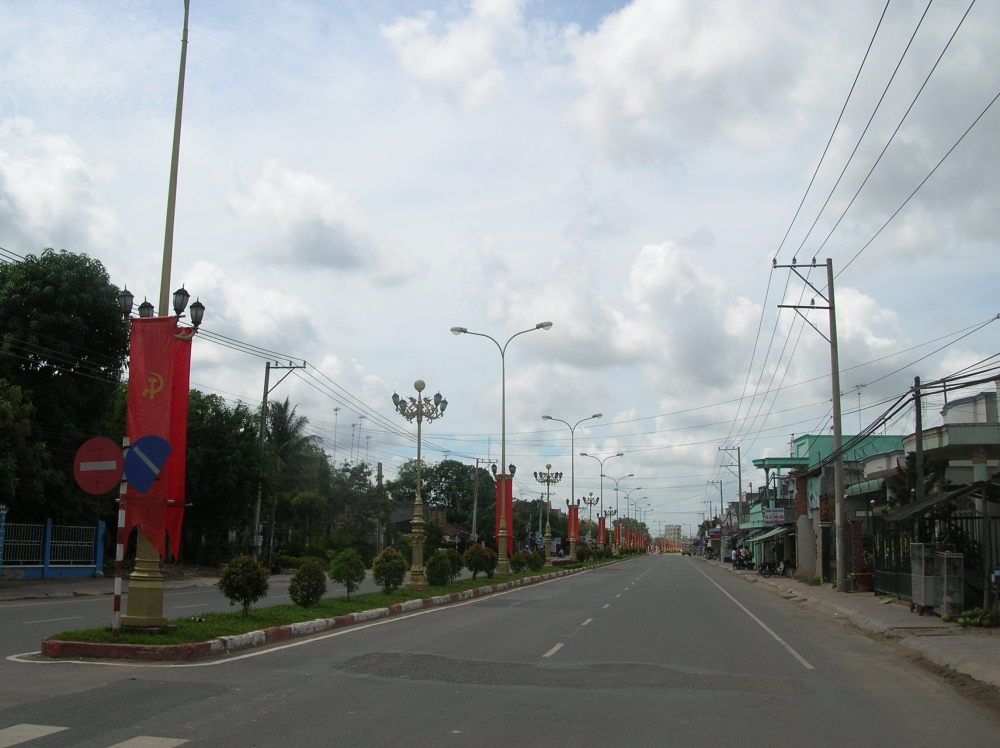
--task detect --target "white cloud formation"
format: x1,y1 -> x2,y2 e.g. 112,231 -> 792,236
381,0 -> 526,104
0,117 -> 125,256
229,161 -> 423,285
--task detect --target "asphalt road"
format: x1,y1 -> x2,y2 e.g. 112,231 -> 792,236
0,571 -> 396,660
2,555 -> 998,747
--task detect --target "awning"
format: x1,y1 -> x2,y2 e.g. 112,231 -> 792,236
846,478 -> 885,497
749,525 -> 791,544
738,529 -> 764,547
884,481 -> 1000,523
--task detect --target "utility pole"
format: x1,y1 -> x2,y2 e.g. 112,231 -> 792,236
471,457 -> 497,542
254,360 -> 306,562
776,257 -> 846,591
914,377 -> 924,502
719,446 -> 741,525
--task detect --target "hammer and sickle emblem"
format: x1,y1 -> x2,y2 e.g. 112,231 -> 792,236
142,372 -> 164,400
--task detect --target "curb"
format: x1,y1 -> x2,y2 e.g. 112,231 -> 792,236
723,564 -> 1000,689
41,560 -> 624,662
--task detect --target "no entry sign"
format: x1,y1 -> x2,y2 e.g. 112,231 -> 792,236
73,437 -> 124,495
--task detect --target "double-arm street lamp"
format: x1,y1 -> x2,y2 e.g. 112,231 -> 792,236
452,322 -> 552,574
392,380 -> 448,591
541,413 -> 602,552
534,464 -> 562,568
580,452 -> 623,543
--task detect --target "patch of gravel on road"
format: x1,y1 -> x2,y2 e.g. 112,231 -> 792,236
336,652 -> 805,694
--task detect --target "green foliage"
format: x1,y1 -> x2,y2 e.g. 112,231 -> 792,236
0,249 -> 129,523
288,559 -> 327,608
218,555 -> 270,617
387,458 -> 495,533
425,550 -> 452,586
425,521 -> 445,551
328,548 -> 366,600
510,550 -> 531,573
463,544 -> 491,580
575,545 -> 592,563
528,550 -> 544,571
372,547 -> 408,594
445,548 -> 464,581
0,380 -> 50,510
484,548 -> 498,578
183,390 -> 263,564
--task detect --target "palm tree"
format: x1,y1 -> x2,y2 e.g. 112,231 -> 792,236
265,398 -> 318,564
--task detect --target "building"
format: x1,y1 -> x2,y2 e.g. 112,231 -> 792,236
662,525 -> 682,542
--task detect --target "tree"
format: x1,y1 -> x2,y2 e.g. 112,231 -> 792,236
288,560 -> 327,608
463,544 -> 491,580
329,548 -> 366,600
218,555 -> 270,617
371,547 -> 407,594
0,249 -> 129,523
182,391 -> 263,564
0,380 -> 52,511
425,550 -> 451,586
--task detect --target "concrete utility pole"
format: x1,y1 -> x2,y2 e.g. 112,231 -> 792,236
255,360 -> 306,562
158,0 -> 191,316
914,377 -> 925,502
471,457 -> 498,543
719,446 -> 741,524
776,257 -> 846,591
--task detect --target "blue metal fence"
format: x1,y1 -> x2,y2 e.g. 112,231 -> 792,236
0,513 -> 105,580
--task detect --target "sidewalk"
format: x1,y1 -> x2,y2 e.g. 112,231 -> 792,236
0,575 -> 218,601
717,562 -> 1000,689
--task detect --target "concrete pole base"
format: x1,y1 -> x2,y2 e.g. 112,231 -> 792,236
120,528 -> 167,629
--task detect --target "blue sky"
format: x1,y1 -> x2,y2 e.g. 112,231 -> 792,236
2,0 -> 999,531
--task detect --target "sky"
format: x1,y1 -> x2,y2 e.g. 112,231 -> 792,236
2,0 -> 999,534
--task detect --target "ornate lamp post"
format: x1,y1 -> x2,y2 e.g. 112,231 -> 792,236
533,464 -> 562,568
582,492 -> 599,544
606,474 -> 634,553
392,380 -> 448,591
452,321 -> 552,574
580,451 -> 623,539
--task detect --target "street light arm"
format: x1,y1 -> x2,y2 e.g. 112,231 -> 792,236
459,329 -> 504,357
501,324 -> 551,356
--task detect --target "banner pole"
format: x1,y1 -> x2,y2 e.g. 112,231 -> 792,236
112,437 -> 130,637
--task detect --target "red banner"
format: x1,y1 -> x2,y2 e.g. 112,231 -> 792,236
165,335 -> 192,561
614,523 -> 620,547
598,516 -> 605,545
494,477 -> 514,557
124,317 -> 176,559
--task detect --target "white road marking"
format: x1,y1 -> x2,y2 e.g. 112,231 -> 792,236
0,724 -> 68,747
581,618 -> 593,626
171,604 -> 210,610
106,738 -> 188,747
689,562 -> 815,670
23,616 -> 82,625
602,604 -> 610,609
542,643 -> 564,658
615,594 -> 621,598
9,565 -> 606,669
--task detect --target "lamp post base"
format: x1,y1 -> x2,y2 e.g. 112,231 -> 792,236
120,528 -> 167,629
543,525 -> 553,568
406,570 -> 428,591
569,540 -> 577,562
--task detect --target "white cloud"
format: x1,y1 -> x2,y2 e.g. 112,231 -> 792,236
381,0 -> 526,105
0,117 -> 125,257
229,161 -> 423,285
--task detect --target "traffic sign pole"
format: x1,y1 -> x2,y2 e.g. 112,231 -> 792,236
112,437 -> 129,637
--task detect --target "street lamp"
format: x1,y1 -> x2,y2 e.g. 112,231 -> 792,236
533,464 -> 562,568
451,321 -> 552,574
580,451 -> 623,540
541,412 -> 602,560
605,473 -> 634,554
582,492 -> 599,544
391,380 -> 448,591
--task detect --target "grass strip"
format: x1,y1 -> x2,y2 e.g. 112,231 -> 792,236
51,561 -> 605,646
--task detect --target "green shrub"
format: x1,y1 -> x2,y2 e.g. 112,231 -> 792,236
576,546 -> 592,563
328,548 -> 366,600
445,548 -> 464,581
372,547 -> 408,594
510,550 -> 531,573
485,548 -> 498,578
528,550 -> 544,571
463,544 -> 491,580
218,555 -> 270,618
288,559 -> 327,608
425,551 -> 452,586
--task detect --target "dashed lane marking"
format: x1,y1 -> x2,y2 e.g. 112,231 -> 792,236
689,561 -> 814,670
615,594 -> 621,598
107,738 -> 188,747
602,604 -> 610,609
0,724 -> 67,747
542,643 -> 564,658
22,616 -> 82,625
581,618 -> 593,626
171,604 -> 210,610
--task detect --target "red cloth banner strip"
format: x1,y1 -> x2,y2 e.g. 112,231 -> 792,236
123,317 -> 176,560
165,335 -> 192,561
494,477 -> 515,557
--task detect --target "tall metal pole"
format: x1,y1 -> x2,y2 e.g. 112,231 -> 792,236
827,259 -> 846,592
500,347 -> 509,573
253,361 -> 270,560
158,0 -> 191,316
